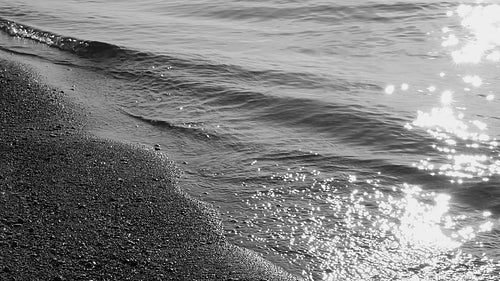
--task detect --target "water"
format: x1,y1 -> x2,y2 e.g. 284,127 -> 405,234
1,0 -> 500,280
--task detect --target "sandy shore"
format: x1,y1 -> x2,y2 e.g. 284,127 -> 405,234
0,57 -> 300,280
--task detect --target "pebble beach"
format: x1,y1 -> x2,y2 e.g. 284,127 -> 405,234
0,57 -> 300,281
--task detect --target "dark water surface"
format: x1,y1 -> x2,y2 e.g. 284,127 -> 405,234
2,1 -> 500,280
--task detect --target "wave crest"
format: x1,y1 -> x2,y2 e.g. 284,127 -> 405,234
0,17 -> 120,58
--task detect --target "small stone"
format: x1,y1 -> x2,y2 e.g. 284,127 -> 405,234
51,257 -> 65,267
125,258 -> 138,267
153,144 -> 161,151
79,259 -> 96,269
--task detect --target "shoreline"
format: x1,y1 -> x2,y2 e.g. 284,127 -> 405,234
0,57 -> 300,280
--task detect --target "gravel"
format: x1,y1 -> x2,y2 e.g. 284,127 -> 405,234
0,57 -> 300,281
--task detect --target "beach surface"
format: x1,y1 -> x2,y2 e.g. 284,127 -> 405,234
0,56 -> 300,281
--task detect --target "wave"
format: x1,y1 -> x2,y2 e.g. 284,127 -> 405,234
119,108 -> 222,140
0,17 -> 349,93
125,80 -> 436,157
262,149 -> 450,185
201,89 -> 435,153
0,17 -> 121,58
0,16 -> 435,158
454,178 -> 500,214
163,1 -> 455,24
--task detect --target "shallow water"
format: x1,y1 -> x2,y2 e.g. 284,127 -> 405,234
2,0 -> 500,279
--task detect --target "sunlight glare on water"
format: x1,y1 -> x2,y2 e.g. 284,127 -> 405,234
409,86 -> 500,182
231,2 -> 500,280
407,3 -> 500,184
236,165 -> 497,280
447,4 -> 500,64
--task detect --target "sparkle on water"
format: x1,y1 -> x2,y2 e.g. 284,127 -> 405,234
408,2 -> 500,185
385,84 -> 395,95
228,3 -> 500,280
448,4 -> 500,64
235,166 -> 497,280
410,93 -> 500,182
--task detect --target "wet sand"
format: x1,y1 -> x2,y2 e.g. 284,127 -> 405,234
0,57 -> 300,281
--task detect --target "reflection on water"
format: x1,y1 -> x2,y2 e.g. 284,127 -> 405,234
448,4 -> 500,64
463,75 -> 482,87
410,104 -> 500,183
227,3 -> 500,280
408,2 -> 500,185
234,166 -> 497,280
